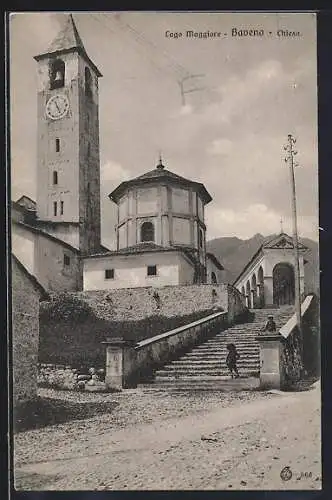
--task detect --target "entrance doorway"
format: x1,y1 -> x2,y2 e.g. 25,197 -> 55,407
273,263 -> 295,306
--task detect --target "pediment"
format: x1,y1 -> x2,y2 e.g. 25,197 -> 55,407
263,233 -> 307,251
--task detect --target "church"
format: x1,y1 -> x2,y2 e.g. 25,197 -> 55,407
11,14 -> 224,292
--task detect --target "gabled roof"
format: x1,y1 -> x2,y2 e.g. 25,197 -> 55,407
12,254 -> 49,300
34,14 -> 102,77
206,252 -> 224,271
15,196 -> 36,211
233,232 -> 309,286
47,13 -> 85,54
84,242 -> 197,263
263,232 -> 307,251
109,162 -> 212,204
12,220 -> 80,254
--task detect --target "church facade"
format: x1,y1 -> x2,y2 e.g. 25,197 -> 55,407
12,14 -> 224,292
233,233 -> 307,308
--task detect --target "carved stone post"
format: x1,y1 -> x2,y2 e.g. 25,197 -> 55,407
102,338 -> 138,390
255,334 -> 285,390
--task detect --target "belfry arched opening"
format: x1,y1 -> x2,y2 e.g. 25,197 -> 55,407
272,262 -> 295,306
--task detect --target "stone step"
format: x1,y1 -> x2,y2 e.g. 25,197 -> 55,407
171,358 -> 259,365
150,308 -> 294,388
204,338 -> 259,344
184,350 -> 259,357
167,364 -> 259,370
195,344 -> 259,351
160,359 -> 259,374
156,368 -> 259,376
152,375 -> 260,382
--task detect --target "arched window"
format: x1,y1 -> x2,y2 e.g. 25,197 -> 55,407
211,271 -> 217,284
50,59 -> 65,90
141,221 -> 154,242
53,171 -> 58,185
85,67 -> 92,98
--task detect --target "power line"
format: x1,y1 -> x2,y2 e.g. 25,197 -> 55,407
89,13 -> 171,80
89,13 -> 218,106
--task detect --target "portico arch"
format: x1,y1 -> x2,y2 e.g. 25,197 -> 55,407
246,280 -> 251,308
257,266 -> 264,307
273,262 -> 295,306
251,273 -> 257,308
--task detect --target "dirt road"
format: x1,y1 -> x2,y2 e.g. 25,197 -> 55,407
14,383 -> 321,490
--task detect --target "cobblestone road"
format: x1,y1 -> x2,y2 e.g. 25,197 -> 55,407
14,382 -> 321,490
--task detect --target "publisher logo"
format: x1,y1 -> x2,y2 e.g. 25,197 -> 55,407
280,466 -> 293,481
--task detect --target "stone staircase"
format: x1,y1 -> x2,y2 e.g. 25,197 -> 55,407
145,306 -> 294,390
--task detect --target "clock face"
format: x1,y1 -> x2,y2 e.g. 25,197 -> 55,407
45,94 -> 70,120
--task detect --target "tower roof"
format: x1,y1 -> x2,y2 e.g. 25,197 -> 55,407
47,13 -> 85,53
34,14 -> 102,77
108,161 -> 212,204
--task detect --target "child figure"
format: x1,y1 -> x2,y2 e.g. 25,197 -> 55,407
226,343 -> 240,378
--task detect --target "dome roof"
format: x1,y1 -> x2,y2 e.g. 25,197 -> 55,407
108,161 -> 212,204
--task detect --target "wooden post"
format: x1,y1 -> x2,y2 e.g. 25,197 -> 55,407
284,134 -> 302,351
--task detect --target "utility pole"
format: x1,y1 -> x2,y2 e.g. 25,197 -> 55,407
284,134 -> 302,346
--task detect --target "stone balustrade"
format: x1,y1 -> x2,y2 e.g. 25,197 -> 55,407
103,311 -> 228,390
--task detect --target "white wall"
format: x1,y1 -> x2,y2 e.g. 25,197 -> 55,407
173,217 -> 191,245
172,187 -> 189,214
12,224 -> 36,275
206,258 -> 223,285
137,187 -> 158,214
83,251 -> 195,290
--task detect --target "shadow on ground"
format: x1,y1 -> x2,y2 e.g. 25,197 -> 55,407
14,397 -> 119,433
14,470 -> 63,491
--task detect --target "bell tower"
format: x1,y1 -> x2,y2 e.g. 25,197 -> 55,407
34,14 -> 102,254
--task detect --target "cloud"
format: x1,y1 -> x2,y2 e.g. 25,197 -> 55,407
207,138 -> 233,156
101,160 -> 131,184
206,203 -> 318,241
179,104 -> 193,116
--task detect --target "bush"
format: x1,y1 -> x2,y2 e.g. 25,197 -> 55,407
39,308 -> 221,368
40,294 -> 92,323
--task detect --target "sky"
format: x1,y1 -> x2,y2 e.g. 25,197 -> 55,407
10,11 -> 318,249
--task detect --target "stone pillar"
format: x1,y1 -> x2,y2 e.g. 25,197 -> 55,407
102,338 -> 138,390
255,334 -> 285,390
263,276 -> 274,306
256,284 -> 262,308
245,295 -> 249,308
250,289 -> 255,309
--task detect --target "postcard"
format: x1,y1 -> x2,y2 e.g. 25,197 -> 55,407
10,11 -> 320,491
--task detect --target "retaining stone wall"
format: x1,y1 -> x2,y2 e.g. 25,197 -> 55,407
40,284 -> 245,369
68,284 -> 229,320
12,258 -> 40,406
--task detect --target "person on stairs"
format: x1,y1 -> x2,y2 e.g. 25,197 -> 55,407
261,315 -> 277,334
226,343 -> 240,378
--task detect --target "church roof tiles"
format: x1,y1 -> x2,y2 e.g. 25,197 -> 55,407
109,162 -> 212,204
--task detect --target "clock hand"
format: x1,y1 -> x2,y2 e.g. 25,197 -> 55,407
54,100 -> 60,113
